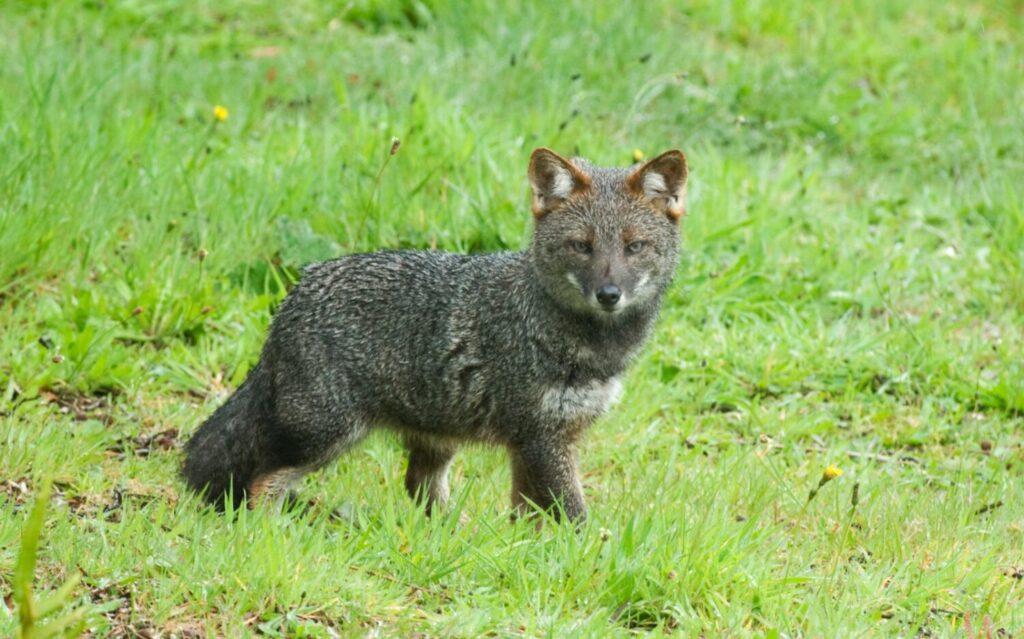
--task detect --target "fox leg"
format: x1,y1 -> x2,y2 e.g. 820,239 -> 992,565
247,467 -> 304,511
248,412 -> 371,511
510,441 -> 586,523
403,435 -> 457,515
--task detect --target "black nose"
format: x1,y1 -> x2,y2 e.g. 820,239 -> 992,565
595,285 -> 622,307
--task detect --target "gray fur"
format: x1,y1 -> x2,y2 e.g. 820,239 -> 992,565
182,148 -> 687,522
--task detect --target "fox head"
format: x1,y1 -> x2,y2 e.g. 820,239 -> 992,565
527,147 -> 687,318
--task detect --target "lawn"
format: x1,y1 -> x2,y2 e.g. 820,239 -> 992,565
1,0 -> 1022,636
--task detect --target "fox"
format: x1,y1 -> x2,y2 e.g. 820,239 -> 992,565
182,147 -> 688,522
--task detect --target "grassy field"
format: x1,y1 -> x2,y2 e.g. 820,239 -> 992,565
1,0 -> 1022,636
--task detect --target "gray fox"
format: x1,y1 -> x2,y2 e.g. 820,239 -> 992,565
182,147 -> 687,522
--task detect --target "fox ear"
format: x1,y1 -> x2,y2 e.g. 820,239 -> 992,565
528,148 -> 592,217
626,150 -> 688,222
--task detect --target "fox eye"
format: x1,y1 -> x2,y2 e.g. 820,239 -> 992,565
626,240 -> 647,255
568,240 -> 592,255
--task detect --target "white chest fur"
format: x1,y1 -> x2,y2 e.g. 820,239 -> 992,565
540,377 -> 623,422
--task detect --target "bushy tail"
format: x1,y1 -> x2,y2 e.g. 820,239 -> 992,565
182,365 -> 273,509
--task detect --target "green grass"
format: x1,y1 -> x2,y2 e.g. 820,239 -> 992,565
1,0 -> 1022,635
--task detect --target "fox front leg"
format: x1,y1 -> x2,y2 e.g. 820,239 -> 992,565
510,441 -> 587,523
403,435 -> 457,515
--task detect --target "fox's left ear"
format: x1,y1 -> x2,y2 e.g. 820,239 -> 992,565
626,150 -> 688,222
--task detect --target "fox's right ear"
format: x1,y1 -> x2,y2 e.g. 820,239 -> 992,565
528,148 -> 592,218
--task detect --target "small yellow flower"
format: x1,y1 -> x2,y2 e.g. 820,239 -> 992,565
632,148 -> 645,162
807,465 -> 844,503
213,105 -> 229,122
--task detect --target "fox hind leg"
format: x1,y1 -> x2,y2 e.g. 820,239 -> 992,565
247,467 -> 304,511
248,413 -> 371,511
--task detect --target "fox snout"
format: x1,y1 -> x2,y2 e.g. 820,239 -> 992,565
590,257 -> 630,312
595,284 -> 622,309
565,272 -> 632,314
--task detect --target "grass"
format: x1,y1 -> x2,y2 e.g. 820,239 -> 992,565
1,0 -> 1022,635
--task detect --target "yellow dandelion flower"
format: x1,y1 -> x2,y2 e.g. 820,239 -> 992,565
823,466 -> 843,481
632,148 -> 645,162
213,105 -> 230,122
807,465 -> 844,503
